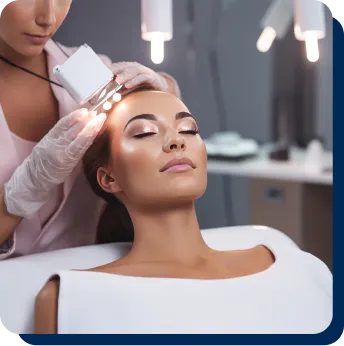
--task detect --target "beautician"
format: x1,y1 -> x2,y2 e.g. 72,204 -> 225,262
0,0 -> 180,260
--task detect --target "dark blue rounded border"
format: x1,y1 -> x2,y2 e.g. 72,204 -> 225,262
20,18 -> 343,346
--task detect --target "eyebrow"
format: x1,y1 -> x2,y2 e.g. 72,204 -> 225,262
124,112 -> 194,129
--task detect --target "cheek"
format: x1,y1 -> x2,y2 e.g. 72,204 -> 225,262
111,139 -> 160,191
13,0 -> 35,9
55,1 -> 72,25
189,138 -> 207,168
189,138 -> 208,190
200,141 -> 208,166
0,5 -> 30,35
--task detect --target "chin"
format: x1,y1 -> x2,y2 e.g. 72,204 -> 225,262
13,41 -> 45,57
21,46 -> 45,57
165,182 -> 206,202
132,185 -> 206,208
176,192 -> 204,202
163,192 -> 205,206
161,172 -> 206,194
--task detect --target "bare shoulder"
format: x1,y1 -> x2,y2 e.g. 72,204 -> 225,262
83,260 -> 122,272
220,245 -> 275,276
34,278 -> 60,334
223,245 -> 275,265
253,245 -> 276,266
81,258 -> 156,277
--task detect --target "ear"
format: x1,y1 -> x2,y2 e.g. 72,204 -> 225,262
97,167 -> 122,194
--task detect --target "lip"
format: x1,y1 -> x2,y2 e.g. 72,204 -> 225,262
24,33 -> 51,44
160,157 -> 196,173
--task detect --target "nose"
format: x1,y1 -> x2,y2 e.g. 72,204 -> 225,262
163,130 -> 187,153
35,0 -> 56,28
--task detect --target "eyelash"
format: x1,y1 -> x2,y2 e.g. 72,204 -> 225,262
180,130 -> 199,135
134,129 -> 199,139
133,132 -> 156,139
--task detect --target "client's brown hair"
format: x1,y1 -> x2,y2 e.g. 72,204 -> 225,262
83,85 -> 155,243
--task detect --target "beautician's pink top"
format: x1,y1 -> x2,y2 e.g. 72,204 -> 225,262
0,40 -> 111,260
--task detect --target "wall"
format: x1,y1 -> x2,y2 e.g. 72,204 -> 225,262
55,0 -> 333,229
317,7 -> 333,150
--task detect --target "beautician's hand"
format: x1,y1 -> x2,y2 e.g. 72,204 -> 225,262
4,109 -> 106,218
111,62 -> 169,91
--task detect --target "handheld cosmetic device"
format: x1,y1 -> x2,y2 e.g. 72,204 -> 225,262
53,44 -> 123,112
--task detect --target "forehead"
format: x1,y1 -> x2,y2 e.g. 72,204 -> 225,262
109,91 -> 190,127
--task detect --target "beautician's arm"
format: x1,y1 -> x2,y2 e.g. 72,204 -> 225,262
34,280 -> 59,334
0,188 -> 22,247
0,110 -> 106,259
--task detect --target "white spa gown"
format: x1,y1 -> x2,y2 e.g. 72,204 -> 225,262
55,239 -> 332,334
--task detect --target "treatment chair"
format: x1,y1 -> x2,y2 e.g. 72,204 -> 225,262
0,226 -> 297,334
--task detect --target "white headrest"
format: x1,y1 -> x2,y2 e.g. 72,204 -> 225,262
0,226 -> 296,334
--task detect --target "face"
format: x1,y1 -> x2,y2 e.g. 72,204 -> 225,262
0,0 -> 72,56
98,91 -> 207,209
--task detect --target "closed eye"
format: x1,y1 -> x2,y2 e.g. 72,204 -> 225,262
179,130 -> 199,135
134,130 -> 199,139
133,132 -> 156,139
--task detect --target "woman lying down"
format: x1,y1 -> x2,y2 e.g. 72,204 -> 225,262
34,86 -> 332,334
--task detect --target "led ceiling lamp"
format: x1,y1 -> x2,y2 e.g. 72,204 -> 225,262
257,0 -> 294,53
141,0 -> 173,64
294,0 -> 326,62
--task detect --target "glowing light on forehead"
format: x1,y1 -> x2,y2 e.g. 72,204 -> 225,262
113,93 -> 122,102
115,101 -> 129,112
103,101 -> 112,111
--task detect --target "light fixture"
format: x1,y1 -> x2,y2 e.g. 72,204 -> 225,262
103,101 -> 112,111
257,0 -> 293,53
113,93 -> 122,102
293,0 -> 326,62
257,0 -> 326,63
141,0 -> 173,64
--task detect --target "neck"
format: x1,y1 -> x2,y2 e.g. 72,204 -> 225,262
0,38 -> 43,68
127,202 -> 210,264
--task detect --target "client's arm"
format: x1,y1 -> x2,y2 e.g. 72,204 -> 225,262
34,280 -> 59,334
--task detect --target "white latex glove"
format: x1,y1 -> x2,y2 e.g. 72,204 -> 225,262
4,109 -> 106,218
111,62 -> 169,91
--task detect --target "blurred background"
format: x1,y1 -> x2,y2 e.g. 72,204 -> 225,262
55,0 -> 333,268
